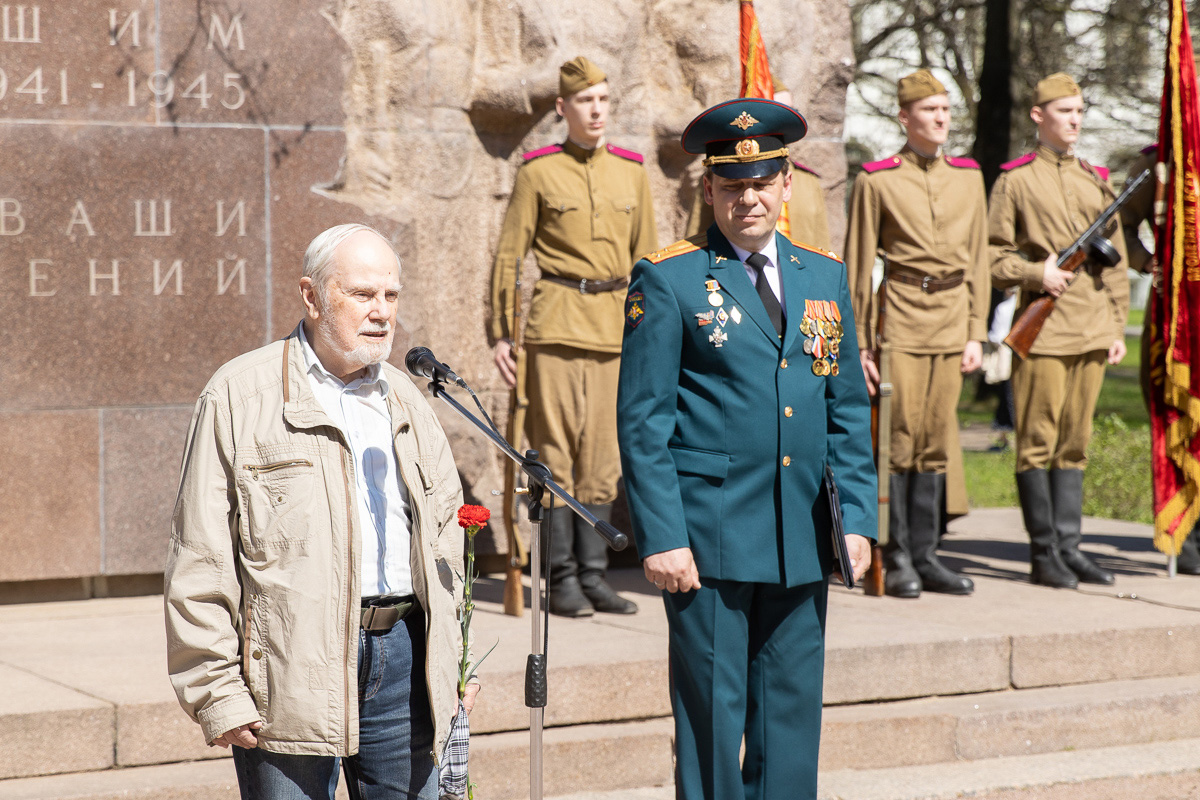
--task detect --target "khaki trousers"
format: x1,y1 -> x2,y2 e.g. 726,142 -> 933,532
525,343 -> 621,506
1012,351 -> 1107,472
889,351 -> 963,474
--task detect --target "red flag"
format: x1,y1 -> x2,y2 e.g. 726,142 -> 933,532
738,0 -> 791,236
1150,0 -> 1200,554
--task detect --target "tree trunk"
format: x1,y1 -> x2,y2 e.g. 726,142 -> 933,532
973,0 -> 1013,193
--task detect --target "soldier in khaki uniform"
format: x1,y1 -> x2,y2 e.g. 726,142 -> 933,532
845,70 -> 988,598
490,57 -> 658,616
989,73 -> 1128,589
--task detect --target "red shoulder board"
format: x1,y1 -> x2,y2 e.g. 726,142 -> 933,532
861,156 -> 902,174
791,160 -> 820,177
606,144 -> 644,163
523,144 -> 563,162
1000,152 -> 1036,171
1081,160 -> 1109,181
945,155 -> 980,169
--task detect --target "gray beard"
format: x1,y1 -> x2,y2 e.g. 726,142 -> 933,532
315,316 -> 393,374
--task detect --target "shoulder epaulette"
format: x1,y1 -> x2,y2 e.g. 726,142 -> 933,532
1000,152 -> 1037,171
945,155 -> 981,170
787,238 -> 843,263
523,144 -> 563,162
645,235 -> 704,264
1081,160 -> 1109,182
861,156 -> 902,174
791,160 -> 820,177
606,143 -> 644,164
1141,143 -> 1159,156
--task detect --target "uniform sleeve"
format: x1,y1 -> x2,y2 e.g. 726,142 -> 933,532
843,175 -> 880,351
825,266 -> 878,540
683,178 -> 710,240
796,173 -> 833,253
988,174 -> 1045,291
630,170 -> 659,263
1121,163 -> 1155,273
489,166 -> 539,343
966,173 -> 991,342
617,260 -> 690,558
1104,180 -> 1132,338
164,392 -> 260,745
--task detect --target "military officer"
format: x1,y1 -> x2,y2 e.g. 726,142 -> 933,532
489,56 -> 658,617
618,98 -> 876,800
989,72 -> 1128,589
845,69 -> 988,598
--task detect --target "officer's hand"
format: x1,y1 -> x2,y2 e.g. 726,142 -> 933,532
644,547 -> 702,593
961,340 -> 983,373
212,721 -> 262,749
845,534 -> 872,582
1108,338 -> 1127,365
493,339 -> 517,388
462,681 -> 481,715
1041,254 -> 1073,297
859,350 -> 880,397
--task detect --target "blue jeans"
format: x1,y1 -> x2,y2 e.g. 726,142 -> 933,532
232,610 -> 436,800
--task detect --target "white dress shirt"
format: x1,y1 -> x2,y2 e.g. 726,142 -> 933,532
729,236 -> 788,315
299,326 -> 413,597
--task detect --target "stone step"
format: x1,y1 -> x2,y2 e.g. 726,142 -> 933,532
820,673 -> 1200,771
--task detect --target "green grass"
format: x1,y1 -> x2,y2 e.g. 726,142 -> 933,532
960,331 -> 1152,521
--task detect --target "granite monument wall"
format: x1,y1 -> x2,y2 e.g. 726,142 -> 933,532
0,0 -> 852,598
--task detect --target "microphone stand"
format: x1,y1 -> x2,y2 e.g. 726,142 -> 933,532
420,375 -> 628,800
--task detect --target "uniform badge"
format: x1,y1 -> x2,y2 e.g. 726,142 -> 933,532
803,299 -> 844,377
708,327 -> 728,348
695,310 -> 715,327
625,291 -> 645,329
730,111 -> 760,131
730,307 -> 742,324
716,308 -> 729,326
709,292 -> 724,307
705,279 -> 721,291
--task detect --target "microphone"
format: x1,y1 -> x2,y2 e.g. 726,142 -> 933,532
405,347 -> 467,388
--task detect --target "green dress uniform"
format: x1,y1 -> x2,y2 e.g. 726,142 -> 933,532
988,141 -> 1128,587
489,136 -> 658,614
844,145 -> 989,597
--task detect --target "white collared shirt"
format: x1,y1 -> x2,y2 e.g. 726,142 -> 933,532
299,326 -> 413,597
730,236 -> 787,315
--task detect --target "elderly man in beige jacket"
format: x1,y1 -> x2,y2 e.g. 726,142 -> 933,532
165,224 -> 476,800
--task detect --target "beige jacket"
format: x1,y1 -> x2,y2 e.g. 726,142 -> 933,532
165,324 -> 465,760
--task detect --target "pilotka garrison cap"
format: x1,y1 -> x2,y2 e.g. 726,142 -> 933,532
1033,72 -> 1081,105
682,98 -> 808,180
897,69 -> 946,106
559,56 -> 606,97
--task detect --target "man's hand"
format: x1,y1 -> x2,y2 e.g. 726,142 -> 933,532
961,340 -> 983,374
1041,253 -> 1074,297
493,339 -> 517,388
462,681 -> 481,715
859,349 -> 881,397
842,534 -> 873,583
644,547 -> 702,593
1108,338 -> 1127,365
212,721 -> 263,749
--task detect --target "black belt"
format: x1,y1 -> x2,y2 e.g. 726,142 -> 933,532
360,594 -> 417,632
541,274 -> 630,294
888,268 -> 965,293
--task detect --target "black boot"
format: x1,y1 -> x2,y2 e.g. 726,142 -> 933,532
576,503 -> 637,614
1016,469 -> 1078,589
883,473 -> 921,598
1050,468 -> 1114,585
909,473 -> 974,595
544,508 -> 593,617
1178,532 -> 1200,575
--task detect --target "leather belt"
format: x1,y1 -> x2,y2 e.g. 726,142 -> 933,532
541,274 -> 630,294
888,268 -> 964,293
361,595 -> 417,632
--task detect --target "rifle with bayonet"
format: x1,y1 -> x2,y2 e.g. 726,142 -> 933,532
502,256 -> 529,617
1004,168 -> 1151,359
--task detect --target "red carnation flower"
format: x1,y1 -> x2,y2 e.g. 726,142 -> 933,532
457,504 -> 491,529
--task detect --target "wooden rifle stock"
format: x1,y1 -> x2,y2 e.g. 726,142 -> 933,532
1002,168 -> 1151,359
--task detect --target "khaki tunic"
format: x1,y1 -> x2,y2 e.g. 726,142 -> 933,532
489,140 -> 659,353
988,143 -> 1129,356
845,146 -> 990,354
684,163 -> 833,252
1121,148 -> 1157,274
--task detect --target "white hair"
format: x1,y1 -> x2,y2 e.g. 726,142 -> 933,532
302,223 -> 401,304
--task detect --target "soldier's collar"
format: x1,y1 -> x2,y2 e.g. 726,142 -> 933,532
1036,140 -> 1075,163
563,138 -> 605,162
901,143 -> 941,170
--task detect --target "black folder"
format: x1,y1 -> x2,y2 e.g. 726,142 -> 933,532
824,465 -> 855,589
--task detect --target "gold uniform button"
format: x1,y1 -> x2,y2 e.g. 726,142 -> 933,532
784,407 -> 793,417
780,358 -> 788,368
252,650 -> 263,660
782,456 -> 792,467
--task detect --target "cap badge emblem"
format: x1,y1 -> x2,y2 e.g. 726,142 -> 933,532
735,139 -> 760,157
730,111 -> 760,131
